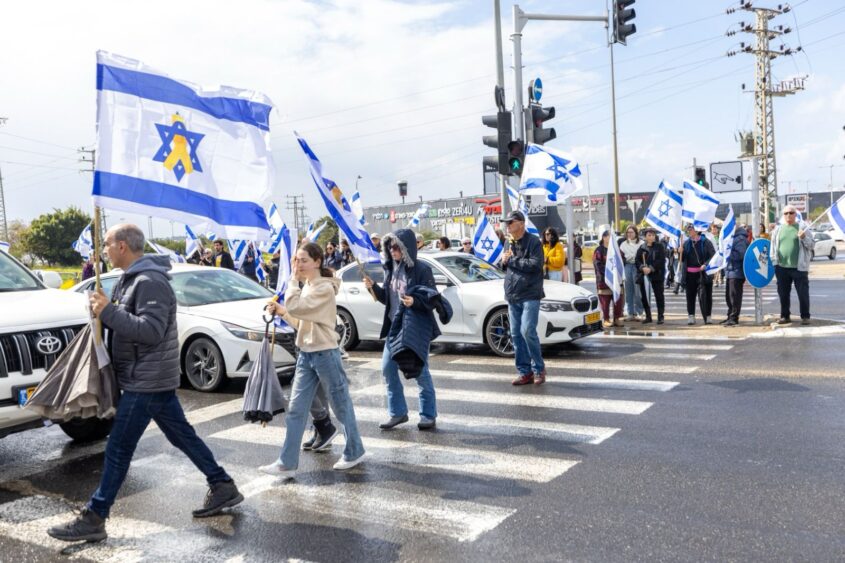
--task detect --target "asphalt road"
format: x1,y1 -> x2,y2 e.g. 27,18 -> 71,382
1,332 -> 844,561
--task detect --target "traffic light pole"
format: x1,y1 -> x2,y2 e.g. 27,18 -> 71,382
494,0 -> 511,221
609,37 -> 621,232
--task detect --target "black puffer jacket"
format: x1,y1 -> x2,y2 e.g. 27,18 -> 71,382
99,254 -> 180,393
635,242 -> 667,282
503,231 -> 545,302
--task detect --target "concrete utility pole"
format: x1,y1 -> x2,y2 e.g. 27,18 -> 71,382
0,117 -> 8,242
493,0 -> 511,221
78,147 -> 106,240
818,164 -> 844,208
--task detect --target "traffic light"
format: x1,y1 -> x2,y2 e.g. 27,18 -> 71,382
613,0 -> 637,46
482,110 -> 513,176
694,166 -> 707,187
507,140 -> 525,176
529,104 -> 556,146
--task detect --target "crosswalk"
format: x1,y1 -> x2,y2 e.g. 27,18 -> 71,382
0,336 -> 735,558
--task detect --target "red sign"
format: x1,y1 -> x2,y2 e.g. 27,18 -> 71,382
389,210 -> 396,223
475,196 -> 502,215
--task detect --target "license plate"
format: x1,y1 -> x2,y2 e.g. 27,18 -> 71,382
17,386 -> 37,408
585,311 -> 601,324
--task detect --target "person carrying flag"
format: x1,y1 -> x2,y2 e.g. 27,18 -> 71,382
770,205 -> 814,325
681,224 -> 716,325
635,228 -> 666,324
594,230 -> 624,328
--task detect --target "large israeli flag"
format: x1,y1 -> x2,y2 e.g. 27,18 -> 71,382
472,210 -> 504,265
828,195 -> 845,240
605,231 -> 624,303
351,189 -> 367,227
519,144 -> 583,204
295,133 -> 381,263
706,206 -> 736,275
681,180 -> 720,230
506,185 -> 540,236
94,51 -> 274,240
72,223 -> 94,260
407,203 -> 430,229
645,181 -> 683,242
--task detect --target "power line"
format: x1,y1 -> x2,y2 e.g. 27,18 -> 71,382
0,131 -> 87,151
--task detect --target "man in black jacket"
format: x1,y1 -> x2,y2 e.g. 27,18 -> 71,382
681,224 -> 716,325
364,228 -> 439,430
48,224 -> 242,543
212,239 -> 235,270
501,211 -> 547,385
636,229 -> 666,324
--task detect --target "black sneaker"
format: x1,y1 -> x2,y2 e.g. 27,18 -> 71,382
192,480 -> 244,518
311,419 -> 338,452
776,317 -> 791,325
302,426 -> 319,451
801,318 -> 811,326
47,507 -> 107,543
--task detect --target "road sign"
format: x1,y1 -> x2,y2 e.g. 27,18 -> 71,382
710,161 -> 743,193
743,238 -> 775,288
529,78 -> 542,102
786,194 -> 808,213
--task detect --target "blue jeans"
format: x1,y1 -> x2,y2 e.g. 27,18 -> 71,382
280,349 -> 364,468
381,344 -> 437,419
624,263 -> 643,316
88,390 -> 230,518
508,300 -> 545,376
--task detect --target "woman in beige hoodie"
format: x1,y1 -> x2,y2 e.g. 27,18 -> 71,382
259,242 -> 365,478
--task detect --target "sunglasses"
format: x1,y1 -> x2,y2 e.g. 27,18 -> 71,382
463,242 -> 472,245
390,245 -> 401,251
784,211 -> 796,215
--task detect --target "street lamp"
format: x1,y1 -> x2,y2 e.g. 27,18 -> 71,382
584,162 -> 599,232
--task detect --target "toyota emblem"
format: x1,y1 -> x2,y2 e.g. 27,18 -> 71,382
35,335 -> 62,355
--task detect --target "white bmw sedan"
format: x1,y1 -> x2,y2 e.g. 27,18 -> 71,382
72,264 -> 296,391
335,251 -> 602,357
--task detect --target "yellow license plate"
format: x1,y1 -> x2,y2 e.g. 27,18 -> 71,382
585,311 -> 601,324
17,386 -> 37,407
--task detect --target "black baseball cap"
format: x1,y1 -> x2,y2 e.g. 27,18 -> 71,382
502,210 -> 526,224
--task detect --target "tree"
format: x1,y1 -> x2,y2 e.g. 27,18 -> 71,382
6,220 -> 31,261
301,216 -> 338,248
150,238 -> 185,254
22,207 -> 91,266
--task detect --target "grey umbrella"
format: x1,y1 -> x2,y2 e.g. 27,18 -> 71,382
26,321 -> 118,421
242,322 -> 288,424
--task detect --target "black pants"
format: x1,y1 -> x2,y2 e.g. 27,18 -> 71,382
775,265 -> 810,320
638,275 -> 665,319
685,271 -> 713,318
725,278 -> 744,322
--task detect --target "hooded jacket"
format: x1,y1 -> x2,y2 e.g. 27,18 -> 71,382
725,226 -> 749,280
503,230 -> 545,302
281,276 -> 342,352
99,254 -> 180,393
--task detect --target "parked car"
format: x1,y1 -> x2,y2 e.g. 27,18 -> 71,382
72,264 -> 296,392
0,248 -> 112,441
334,251 -> 602,357
811,231 -> 837,260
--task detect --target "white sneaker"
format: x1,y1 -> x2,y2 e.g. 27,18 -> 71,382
333,454 -> 365,471
258,460 -> 296,479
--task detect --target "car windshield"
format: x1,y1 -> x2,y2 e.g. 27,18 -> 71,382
432,255 -> 505,283
0,251 -> 43,292
171,269 -> 272,306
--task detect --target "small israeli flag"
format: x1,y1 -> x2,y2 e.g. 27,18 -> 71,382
682,180 -> 720,230
472,210 -> 504,264
506,185 -> 540,236
263,204 -> 287,254
255,256 -> 267,284
304,221 -> 326,243
519,144 -> 583,204
185,225 -> 200,260
706,206 -> 736,275
407,203 -> 430,229
147,240 -> 185,263
273,222 -> 295,333
646,181 -> 683,243
228,239 -> 248,270
828,195 -> 845,240
206,232 -> 217,242
72,223 -> 94,260
351,188 -> 367,227
604,230 -> 625,303
0,241 -> 9,253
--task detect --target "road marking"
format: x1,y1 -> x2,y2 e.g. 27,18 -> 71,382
354,384 -> 653,415
627,352 -> 716,361
428,368 -> 679,391
449,357 -> 697,374
147,398 -> 243,436
591,333 -> 740,341
577,341 -> 733,351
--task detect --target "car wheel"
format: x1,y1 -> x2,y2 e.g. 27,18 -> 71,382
59,417 -> 113,443
336,308 -> 360,351
184,337 -> 226,392
829,247 -> 837,260
484,308 -> 514,357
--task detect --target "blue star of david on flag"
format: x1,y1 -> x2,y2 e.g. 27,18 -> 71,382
153,114 -> 204,182
481,237 -> 495,251
520,144 -> 583,203
658,199 -> 673,218
546,154 -> 571,182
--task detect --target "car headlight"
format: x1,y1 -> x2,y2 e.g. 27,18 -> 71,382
539,300 -> 573,312
222,321 -> 264,342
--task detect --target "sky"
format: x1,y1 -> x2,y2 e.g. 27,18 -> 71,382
1,0 -> 844,237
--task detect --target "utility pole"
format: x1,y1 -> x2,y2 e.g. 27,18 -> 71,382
493,0 -> 511,221
728,3 -> 805,227
0,117 -> 8,242
818,164 -> 844,208
285,194 -> 307,233
608,30 -> 621,229
78,147 -> 106,241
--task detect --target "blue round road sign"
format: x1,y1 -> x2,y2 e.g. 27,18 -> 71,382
531,78 -> 542,102
743,238 -> 775,288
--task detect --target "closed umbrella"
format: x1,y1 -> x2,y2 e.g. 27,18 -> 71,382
26,321 -> 118,421
242,320 -> 287,425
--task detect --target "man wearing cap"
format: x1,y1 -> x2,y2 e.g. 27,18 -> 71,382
501,211 -> 546,385
458,237 -> 473,253
370,233 -> 381,249
770,205 -> 813,325
415,233 -> 426,250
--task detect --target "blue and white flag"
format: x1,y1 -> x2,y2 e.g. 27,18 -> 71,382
0,241 -> 10,253
646,181 -> 683,243
827,195 -> 845,240
605,228 -> 625,303
185,225 -> 200,260
681,180 -> 720,230
706,206 -> 736,275
506,185 -> 540,236
94,51 -> 274,240
262,203 -> 288,254
206,232 -> 217,242
519,144 -> 583,204
228,239 -> 248,270
272,222 -> 295,333
147,240 -> 185,263
407,203 -> 430,229
351,188 -> 367,227
72,223 -> 94,260
295,133 -> 381,263
303,221 -> 326,243
255,255 -> 267,284
472,210 -> 504,265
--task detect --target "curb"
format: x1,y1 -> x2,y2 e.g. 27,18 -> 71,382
748,325 -> 845,339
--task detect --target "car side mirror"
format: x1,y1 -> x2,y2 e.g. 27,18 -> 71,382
433,274 -> 452,286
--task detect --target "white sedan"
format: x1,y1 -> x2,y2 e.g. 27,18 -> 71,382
335,251 -> 602,357
811,231 -> 837,260
72,264 -> 296,392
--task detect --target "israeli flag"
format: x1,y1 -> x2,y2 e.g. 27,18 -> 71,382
681,181 -> 720,230
471,210 -> 504,264
255,256 -> 266,284
304,221 -> 326,243
147,240 -> 185,263
828,195 -> 845,240
605,230 -> 625,303
262,204 -> 287,254
0,241 -> 9,253
351,189 -> 367,227
206,232 -> 217,242
706,206 -> 736,275
273,222 -> 295,333
185,225 -> 200,260
228,239 -> 248,270
94,51 -> 274,240
506,185 -> 540,236
519,144 -> 583,204
407,203 -> 430,229
295,133 -> 380,263
72,223 -> 94,260
646,181 -> 683,243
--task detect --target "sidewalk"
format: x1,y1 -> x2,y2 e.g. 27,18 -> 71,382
600,314 -> 843,339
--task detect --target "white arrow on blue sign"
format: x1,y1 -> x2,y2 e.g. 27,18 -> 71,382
530,78 -> 542,102
743,238 -> 775,288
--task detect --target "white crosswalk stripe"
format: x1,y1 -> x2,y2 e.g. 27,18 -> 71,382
428,368 -> 680,391
449,357 -> 698,374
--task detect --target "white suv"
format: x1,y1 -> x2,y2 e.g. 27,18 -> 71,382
0,249 -> 113,441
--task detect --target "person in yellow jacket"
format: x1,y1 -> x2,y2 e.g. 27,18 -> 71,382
542,227 -> 565,281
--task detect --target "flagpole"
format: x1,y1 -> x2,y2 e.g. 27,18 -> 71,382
354,256 -> 378,301
804,194 -> 845,230
91,203 -> 104,343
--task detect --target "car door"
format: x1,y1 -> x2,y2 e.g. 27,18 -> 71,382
337,263 -> 385,340
422,258 -> 466,338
